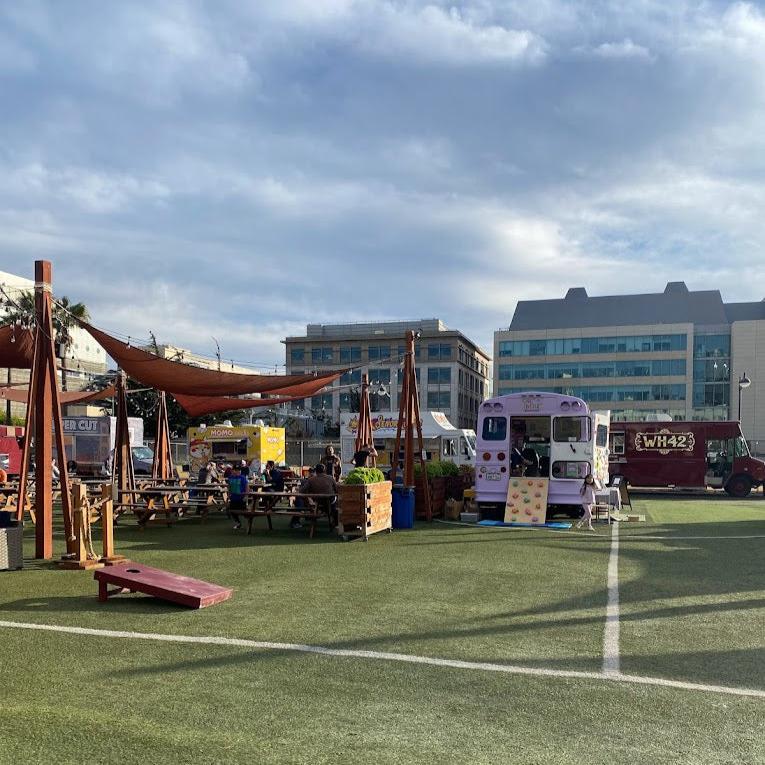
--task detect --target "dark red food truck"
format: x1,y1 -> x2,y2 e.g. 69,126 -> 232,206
608,421 -> 765,497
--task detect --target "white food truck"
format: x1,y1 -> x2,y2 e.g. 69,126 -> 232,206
339,411 -> 476,474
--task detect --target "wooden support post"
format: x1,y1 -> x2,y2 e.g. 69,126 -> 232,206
34,261 -> 54,559
99,482 -> 126,565
59,482 -> 103,570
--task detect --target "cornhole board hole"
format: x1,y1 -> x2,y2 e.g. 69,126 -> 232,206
94,562 -> 232,608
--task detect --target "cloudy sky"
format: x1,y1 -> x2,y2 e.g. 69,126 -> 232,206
2,0 -> 765,368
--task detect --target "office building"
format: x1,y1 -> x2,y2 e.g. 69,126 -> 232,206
494,282 -> 765,448
285,319 -> 491,430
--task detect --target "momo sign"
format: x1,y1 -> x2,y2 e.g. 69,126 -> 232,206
634,429 -> 695,455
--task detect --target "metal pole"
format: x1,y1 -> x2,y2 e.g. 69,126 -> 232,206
738,383 -> 742,424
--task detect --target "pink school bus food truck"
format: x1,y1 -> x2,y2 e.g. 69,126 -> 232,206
475,392 -> 610,517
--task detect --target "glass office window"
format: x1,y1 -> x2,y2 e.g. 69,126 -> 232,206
427,390 -> 451,409
427,367 -> 451,384
340,370 -> 361,385
340,347 -> 361,363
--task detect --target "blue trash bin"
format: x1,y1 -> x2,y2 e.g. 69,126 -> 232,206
392,486 -> 415,529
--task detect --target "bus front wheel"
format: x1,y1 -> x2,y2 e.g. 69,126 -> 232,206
725,475 -> 752,498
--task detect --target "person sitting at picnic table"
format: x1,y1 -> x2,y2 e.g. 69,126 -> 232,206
197,461 -> 216,484
350,441 -> 377,468
239,459 -> 250,479
262,461 -> 285,491
321,445 -> 342,480
227,464 -> 249,530
298,463 -> 338,527
0,466 -> 7,486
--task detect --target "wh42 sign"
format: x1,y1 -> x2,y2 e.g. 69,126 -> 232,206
634,429 -> 695,455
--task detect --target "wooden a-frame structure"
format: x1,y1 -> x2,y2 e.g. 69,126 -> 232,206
151,391 -> 174,480
389,330 -> 431,520
15,261 -> 75,559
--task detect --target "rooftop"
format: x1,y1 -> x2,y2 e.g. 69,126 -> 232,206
508,282 -> 764,331
302,319 -> 447,338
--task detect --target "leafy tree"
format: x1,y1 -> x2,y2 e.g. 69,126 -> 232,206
2,290 -> 90,391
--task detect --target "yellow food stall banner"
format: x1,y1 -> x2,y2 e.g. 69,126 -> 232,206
505,477 -> 548,525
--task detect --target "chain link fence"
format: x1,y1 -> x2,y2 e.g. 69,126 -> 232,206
286,439 -> 341,468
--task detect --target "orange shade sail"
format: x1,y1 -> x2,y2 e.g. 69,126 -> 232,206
173,393 -> 310,418
0,383 -> 116,405
0,325 -> 35,369
82,322 -> 344,397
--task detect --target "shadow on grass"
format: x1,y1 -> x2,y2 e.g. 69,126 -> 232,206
0,594 -> 190,616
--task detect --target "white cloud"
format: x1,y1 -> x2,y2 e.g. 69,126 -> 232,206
586,38 -> 653,61
366,4 -> 547,65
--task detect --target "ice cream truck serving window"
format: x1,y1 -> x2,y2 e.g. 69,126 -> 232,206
482,417 -> 507,440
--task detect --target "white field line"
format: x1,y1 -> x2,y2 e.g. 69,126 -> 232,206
434,519 -> 765,540
1,619 -> 763,700
603,521 -> 620,676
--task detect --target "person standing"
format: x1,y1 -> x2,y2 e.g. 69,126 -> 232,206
521,441 -> 540,477
577,473 -> 597,531
227,464 -> 249,530
350,441 -> 377,468
321,445 -> 342,480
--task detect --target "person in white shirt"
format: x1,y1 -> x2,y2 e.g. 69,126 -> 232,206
577,473 -> 597,531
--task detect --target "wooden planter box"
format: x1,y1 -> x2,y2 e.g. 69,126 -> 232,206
445,475 -> 464,500
338,481 -> 392,541
415,476 -> 447,518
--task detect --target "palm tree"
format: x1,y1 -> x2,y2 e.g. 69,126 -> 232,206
2,291 -> 90,391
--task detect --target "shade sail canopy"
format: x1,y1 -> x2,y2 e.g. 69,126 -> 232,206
0,325 -> 35,369
173,393 -> 308,418
0,384 -> 116,406
82,322 -> 344,396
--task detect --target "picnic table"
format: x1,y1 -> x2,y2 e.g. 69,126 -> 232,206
0,485 -> 33,520
234,490 -> 337,538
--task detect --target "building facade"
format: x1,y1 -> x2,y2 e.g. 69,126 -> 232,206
284,319 -> 491,430
494,283 -> 765,449
0,269 -> 107,420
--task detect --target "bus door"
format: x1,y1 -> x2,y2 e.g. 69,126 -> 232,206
593,412 -> 610,486
550,415 -> 592,481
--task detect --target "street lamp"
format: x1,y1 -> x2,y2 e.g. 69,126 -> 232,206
738,372 -> 751,425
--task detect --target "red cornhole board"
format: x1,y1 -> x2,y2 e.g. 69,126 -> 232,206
94,562 -> 232,609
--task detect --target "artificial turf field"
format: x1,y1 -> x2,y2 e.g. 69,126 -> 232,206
1,496 -> 763,764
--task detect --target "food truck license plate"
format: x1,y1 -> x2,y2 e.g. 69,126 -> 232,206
485,470 -> 502,481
